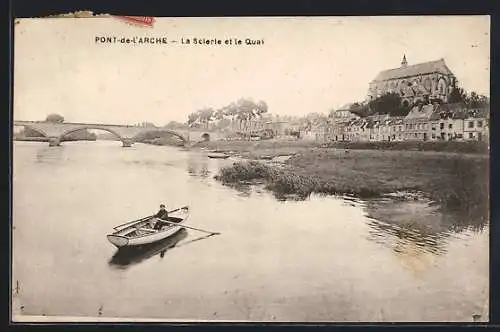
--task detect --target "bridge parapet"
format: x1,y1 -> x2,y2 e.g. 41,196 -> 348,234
14,121 -> 193,147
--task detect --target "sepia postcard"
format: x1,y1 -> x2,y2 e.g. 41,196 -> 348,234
11,15 -> 490,323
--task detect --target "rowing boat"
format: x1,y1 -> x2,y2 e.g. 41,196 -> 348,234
208,153 -> 230,159
106,207 -> 189,248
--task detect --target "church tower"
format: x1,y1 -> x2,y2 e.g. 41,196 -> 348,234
401,54 -> 408,68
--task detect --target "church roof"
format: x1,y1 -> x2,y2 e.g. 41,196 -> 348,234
372,59 -> 454,82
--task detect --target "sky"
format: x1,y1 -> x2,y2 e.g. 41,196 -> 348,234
14,16 -> 490,125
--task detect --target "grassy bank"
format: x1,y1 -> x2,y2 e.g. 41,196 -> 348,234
323,140 -> 489,154
197,140 -> 318,159
215,148 -> 489,224
198,139 -> 489,156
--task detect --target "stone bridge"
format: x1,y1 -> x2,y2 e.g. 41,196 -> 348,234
13,121 -> 222,147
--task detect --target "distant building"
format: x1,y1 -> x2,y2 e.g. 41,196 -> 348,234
300,122 -> 328,142
366,114 -> 390,141
461,108 -> 489,142
368,55 -> 457,106
403,104 -> 436,141
328,107 -> 360,141
388,116 -> 405,142
428,103 -> 468,141
263,121 -> 289,138
324,55 -> 488,144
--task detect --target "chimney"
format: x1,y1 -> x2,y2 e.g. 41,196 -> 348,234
401,54 -> 408,68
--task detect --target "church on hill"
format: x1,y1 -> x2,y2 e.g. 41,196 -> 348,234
367,55 -> 457,107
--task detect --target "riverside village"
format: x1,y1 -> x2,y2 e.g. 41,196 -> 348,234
13,53 -> 489,322
15,55 -> 489,147
202,55 -> 489,145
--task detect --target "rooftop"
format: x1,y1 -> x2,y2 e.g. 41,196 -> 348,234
372,58 -> 454,82
405,104 -> 439,121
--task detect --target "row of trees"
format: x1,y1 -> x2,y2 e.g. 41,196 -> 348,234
187,98 -> 269,133
448,86 -> 490,108
332,93 -> 411,118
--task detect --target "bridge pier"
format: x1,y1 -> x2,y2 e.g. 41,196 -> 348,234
121,139 -> 134,147
48,137 -> 61,147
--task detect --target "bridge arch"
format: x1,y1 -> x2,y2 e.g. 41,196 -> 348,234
59,126 -> 123,141
201,133 -> 210,141
16,124 -> 50,138
132,129 -> 187,143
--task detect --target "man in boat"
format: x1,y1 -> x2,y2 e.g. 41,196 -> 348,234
153,204 -> 171,230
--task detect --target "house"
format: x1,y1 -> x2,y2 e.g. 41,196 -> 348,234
429,103 -> 468,141
300,120 -> 329,142
462,107 -> 489,142
263,121 -> 289,138
388,116 -> 405,141
403,103 -> 437,141
366,114 -> 390,141
328,108 -> 360,141
345,119 -> 365,141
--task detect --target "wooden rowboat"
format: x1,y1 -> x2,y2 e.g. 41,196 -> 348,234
106,207 -> 189,248
208,153 -> 230,159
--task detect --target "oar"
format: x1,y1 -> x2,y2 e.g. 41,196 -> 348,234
167,206 -> 188,214
159,219 -> 221,235
113,215 -> 153,231
113,206 -> 188,231
174,233 -> 218,248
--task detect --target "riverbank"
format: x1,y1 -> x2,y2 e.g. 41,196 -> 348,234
212,141 -> 489,226
197,140 -> 317,159
198,139 -> 489,157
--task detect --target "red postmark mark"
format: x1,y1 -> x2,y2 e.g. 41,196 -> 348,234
114,16 -> 156,28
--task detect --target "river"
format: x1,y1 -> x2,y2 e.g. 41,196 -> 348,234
12,140 -> 489,322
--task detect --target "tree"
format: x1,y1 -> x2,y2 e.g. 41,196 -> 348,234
163,121 -> 187,130
467,92 -> 489,108
187,112 -> 199,127
198,107 -> 215,129
368,93 -> 410,117
19,127 -> 44,137
448,86 -> 467,104
474,94 -> 490,108
45,113 -> 64,123
348,102 -> 372,117
222,102 -> 239,131
234,98 -> 268,133
448,84 -> 489,108
185,98 -> 269,134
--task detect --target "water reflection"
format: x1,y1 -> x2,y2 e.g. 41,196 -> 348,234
362,195 -> 487,258
368,218 -> 443,278
126,160 -> 175,168
366,218 -> 448,256
186,155 -> 210,178
13,141 -> 489,321
35,146 -> 66,164
108,229 -> 188,269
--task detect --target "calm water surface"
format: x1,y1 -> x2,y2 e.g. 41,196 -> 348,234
12,141 -> 489,322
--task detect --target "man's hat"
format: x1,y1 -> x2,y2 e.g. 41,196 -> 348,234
160,204 -> 165,208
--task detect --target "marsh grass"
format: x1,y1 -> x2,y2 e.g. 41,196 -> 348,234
215,149 -> 489,224
323,140 -> 489,154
